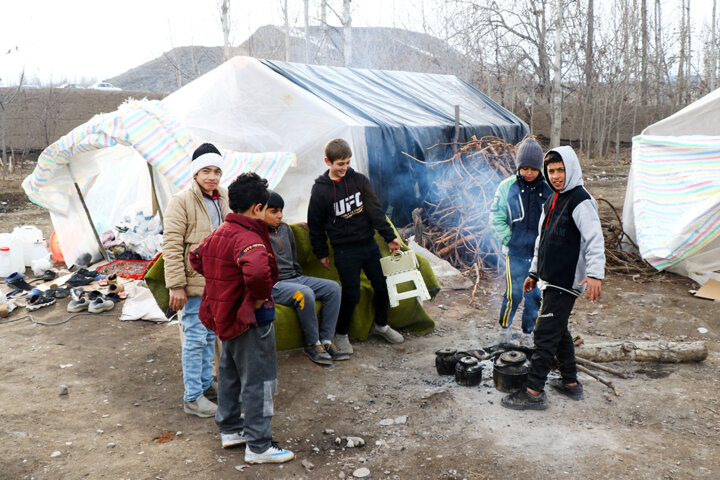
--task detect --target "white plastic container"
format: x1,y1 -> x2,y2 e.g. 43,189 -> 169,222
0,232 -> 25,274
0,247 -> 13,277
12,226 -> 43,267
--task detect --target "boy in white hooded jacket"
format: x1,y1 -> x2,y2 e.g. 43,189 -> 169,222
502,146 -> 605,410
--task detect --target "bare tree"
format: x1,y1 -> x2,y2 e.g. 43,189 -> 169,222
343,0 -> 353,66
550,0 -> 563,147
220,0 -> 231,62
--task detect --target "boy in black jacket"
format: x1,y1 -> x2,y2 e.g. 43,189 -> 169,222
307,138 -> 404,355
501,146 -> 605,410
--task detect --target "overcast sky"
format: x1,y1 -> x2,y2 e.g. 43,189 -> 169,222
0,0 -> 713,86
1,0 -> 424,85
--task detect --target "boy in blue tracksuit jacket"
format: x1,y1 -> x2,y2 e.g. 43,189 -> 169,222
489,138 -> 553,346
502,146 -> 605,411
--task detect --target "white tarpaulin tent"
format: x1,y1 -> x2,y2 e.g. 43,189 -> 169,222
23,55 -> 527,267
623,89 -> 720,276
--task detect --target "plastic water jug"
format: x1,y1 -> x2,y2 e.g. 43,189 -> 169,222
0,232 -> 25,274
12,226 -> 43,267
0,247 -> 13,277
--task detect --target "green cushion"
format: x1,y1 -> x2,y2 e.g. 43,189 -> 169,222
274,223 -> 438,350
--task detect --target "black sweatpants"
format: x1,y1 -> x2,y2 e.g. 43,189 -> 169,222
526,287 -> 578,392
333,239 -> 389,336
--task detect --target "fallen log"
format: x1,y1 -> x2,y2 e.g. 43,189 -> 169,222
575,341 -> 707,363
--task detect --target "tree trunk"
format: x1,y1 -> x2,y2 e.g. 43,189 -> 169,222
343,0 -> 353,66
575,341 -> 708,363
550,0 -> 563,147
320,0 -> 328,63
640,0 -> 648,104
713,0 -> 718,91
304,0 -> 310,64
220,0 -> 231,62
284,0 -> 290,61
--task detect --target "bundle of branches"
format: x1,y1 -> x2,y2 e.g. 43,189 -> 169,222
408,136 -> 517,272
596,197 -> 657,279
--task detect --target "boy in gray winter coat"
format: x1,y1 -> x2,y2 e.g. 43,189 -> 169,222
501,146 -> 605,410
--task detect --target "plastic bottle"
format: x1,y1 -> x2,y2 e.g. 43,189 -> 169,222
12,226 -> 43,267
0,233 -> 24,274
0,247 -> 13,277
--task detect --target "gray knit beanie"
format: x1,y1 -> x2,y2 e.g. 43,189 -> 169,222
515,138 -> 544,172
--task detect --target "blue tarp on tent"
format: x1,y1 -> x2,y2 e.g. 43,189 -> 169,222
261,60 -> 528,225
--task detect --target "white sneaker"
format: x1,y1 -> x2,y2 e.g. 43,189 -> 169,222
521,332 -> 534,348
88,296 -> 114,313
370,323 -> 404,344
333,334 -> 353,355
498,327 -> 512,344
244,442 -> 295,464
183,394 -> 217,418
221,431 -> 246,448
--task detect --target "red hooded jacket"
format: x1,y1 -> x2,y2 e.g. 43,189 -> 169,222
190,213 -> 278,341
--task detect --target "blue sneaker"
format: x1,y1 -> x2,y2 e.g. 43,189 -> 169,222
244,441 -> 294,464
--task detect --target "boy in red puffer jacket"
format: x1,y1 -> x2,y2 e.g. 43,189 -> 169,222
190,172 -> 294,465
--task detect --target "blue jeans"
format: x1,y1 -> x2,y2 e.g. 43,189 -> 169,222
182,296 -> 217,402
499,255 -> 541,334
272,275 -> 341,345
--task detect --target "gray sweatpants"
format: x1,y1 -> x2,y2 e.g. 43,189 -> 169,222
272,275 -> 341,345
215,323 -> 277,453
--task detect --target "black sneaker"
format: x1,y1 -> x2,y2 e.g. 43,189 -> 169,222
323,342 -> 350,361
549,379 -> 584,400
501,389 -> 549,410
27,292 -> 56,311
6,272 -> 33,291
303,344 -> 333,365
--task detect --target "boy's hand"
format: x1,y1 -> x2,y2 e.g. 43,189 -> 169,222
319,257 -> 331,270
388,239 -> 402,252
580,277 -> 602,302
169,288 -> 188,311
254,298 -> 267,309
523,277 -> 537,292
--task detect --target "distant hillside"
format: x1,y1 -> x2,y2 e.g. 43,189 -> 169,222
108,25 -> 470,93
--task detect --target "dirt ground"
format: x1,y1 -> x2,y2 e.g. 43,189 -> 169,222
1,155 -> 719,480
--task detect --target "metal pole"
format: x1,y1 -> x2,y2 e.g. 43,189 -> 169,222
68,166 -> 109,261
147,162 -> 163,223
453,105 -> 460,153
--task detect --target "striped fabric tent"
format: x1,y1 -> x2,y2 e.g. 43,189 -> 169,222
623,90 -> 720,276
22,99 -> 295,266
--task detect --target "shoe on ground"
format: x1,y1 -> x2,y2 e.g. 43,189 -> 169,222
70,287 -> 86,301
67,296 -> 90,313
549,378 -> 584,401
88,296 -> 115,313
41,270 -> 57,282
204,380 -> 218,402
183,394 -> 217,418
245,441 -> 295,464
333,334 -> 353,355
7,272 -> 33,291
521,332 -> 534,348
370,323 -> 404,344
304,344 -> 333,365
221,431 -> 246,448
323,342 -> 350,361
497,327 -> 512,345
50,287 -> 70,299
501,388 -> 548,410
26,292 -> 56,311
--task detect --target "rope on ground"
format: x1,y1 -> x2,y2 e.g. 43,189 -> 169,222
0,311 -> 120,327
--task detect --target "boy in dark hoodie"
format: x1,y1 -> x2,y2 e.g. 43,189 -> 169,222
501,146 -> 605,411
190,172 -> 294,464
490,138 -> 553,346
264,191 -> 348,366
307,138 -> 404,355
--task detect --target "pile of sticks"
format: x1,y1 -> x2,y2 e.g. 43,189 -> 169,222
409,136 -> 516,273
596,197 -> 657,278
